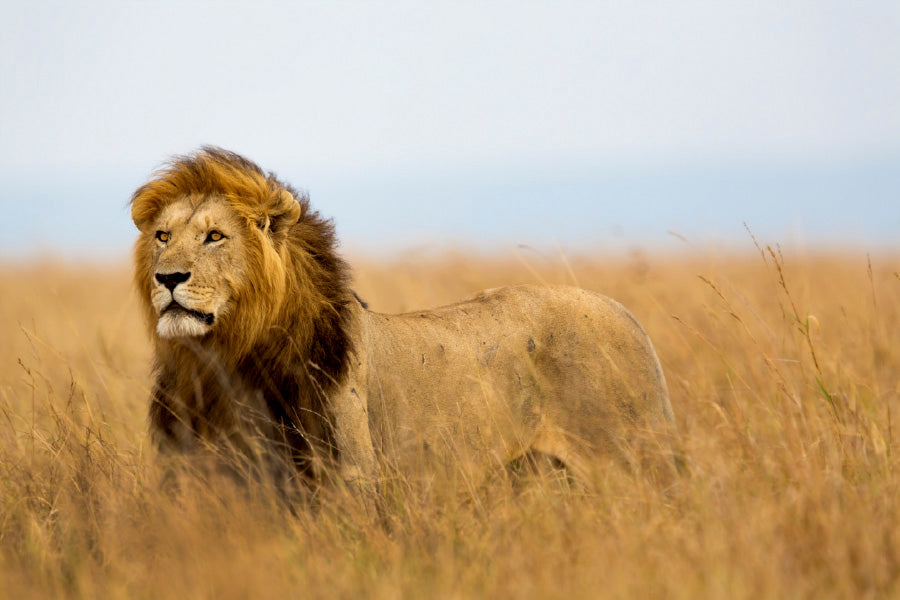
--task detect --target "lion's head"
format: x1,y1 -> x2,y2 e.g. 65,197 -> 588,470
131,147 -> 351,364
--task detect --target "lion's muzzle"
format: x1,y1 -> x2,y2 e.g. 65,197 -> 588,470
153,271 -> 218,338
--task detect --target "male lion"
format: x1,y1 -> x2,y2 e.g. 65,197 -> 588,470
131,147 -> 675,496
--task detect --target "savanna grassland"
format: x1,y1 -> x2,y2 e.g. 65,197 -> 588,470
1,244 -> 898,599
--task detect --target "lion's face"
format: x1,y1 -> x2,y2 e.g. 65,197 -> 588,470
133,148 -> 307,354
143,196 -> 247,339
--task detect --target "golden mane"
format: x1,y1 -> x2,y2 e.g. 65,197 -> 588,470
131,146 -> 302,234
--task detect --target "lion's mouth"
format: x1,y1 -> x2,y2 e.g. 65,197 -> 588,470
162,302 -> 215,325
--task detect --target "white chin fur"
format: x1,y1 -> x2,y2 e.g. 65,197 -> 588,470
157,312 -> 212,338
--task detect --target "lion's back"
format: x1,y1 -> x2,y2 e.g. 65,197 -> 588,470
472,284 -> 673,425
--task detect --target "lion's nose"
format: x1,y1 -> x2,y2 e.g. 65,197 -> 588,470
155,272 -> 191,291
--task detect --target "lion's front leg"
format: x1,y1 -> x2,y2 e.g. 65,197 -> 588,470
330,382 -> 379,515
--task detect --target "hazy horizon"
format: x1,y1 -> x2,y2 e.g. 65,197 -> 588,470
4,154 -> 898,262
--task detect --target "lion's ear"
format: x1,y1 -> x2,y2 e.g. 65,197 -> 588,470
131,185 -> 161,232
262,189 -> 302,241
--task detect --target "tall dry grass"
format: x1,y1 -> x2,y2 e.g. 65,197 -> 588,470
1,245 -> 898,598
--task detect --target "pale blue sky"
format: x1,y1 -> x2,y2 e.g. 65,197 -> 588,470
2,1 -> 899,258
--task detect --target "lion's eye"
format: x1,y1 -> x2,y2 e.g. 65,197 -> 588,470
155,231 -> 169,243
205,230 -> 225,243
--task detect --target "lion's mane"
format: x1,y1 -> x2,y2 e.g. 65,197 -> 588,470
132,147 -> 353,477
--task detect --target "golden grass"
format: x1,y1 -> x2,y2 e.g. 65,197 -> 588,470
1,246 -> 898,598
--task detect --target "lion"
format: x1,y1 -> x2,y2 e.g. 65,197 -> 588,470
131,147 -> 675,497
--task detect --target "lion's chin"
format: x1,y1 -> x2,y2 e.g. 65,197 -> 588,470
157,311 -> 214,339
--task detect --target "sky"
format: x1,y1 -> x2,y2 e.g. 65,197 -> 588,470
1,1 -> 899,259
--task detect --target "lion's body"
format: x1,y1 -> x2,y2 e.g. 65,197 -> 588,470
131,147 -> 674,493
353,285 -> 672,476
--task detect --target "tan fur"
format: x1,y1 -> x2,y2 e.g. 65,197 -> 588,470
132,147 -> 675,494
